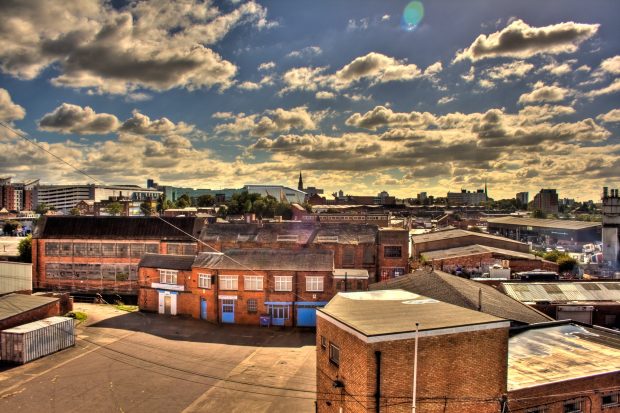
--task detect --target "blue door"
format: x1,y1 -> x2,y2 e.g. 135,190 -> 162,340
221,299 -> 235,324
297,307 -> 317,327
200,299 -> 207,320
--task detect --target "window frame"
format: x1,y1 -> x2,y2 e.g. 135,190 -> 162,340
563,399 -> 583,413
342,248 -> 355,267
198,273 -> 211,289
320,336 -> 327,349
329,343 -> 340,366
274,276 -> 293,292
247,298 -> 258,313
219,275 -> 239,290
306,276 -> 324,292
602,393 -> 620,408
159,269 -> 178,285
244,275 -> 264,291
384,245 -> 403,258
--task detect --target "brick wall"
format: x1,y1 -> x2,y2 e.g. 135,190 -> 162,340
0,299 -> 62,331
317,316 -> 509,413
508,373 -> 620,413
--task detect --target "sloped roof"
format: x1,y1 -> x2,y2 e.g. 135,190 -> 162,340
193,248 -> 334,271
319,290 -> 506,337
488,216 -> 601,230
138,254 -> 195,271
0,294 -> 59,321
501,282 -> 620,303
508,323 -> 620,390
369,270 -> 552,325
411,228 -> 525,245
200,222 -> 378,245
421,244 -> 538,260
34,216 -> 203,240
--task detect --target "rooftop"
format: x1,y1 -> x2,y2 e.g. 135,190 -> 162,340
411,228 -> 526,245
369,270 -> 551,325
138,254 -> 196,271
318,289 -> 507,338
421,244 -> 539,261
508,323 -> 620,390
193,248 -> 334,271
501,282 -> 620,303
487,216 -> 601,230
0,294 -> 59,321
34,216 -> 203,240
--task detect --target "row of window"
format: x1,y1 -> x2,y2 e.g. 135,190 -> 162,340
221,299 -> 287,317
161,271 -> 325,292
45,263 -> 138,281
525,393 -> 619,413
44,242 -> 197,257
320,336 -> 340,366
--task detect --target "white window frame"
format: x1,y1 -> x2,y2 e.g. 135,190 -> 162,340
219,275 -> 238,290
244,275 -> 263,291
329,343 -> 340,366
159,269 -> 177,285
602,393 -> 620,408
306,276 -> 324,292
274,276 -> 293,292
198,273 -> 211,289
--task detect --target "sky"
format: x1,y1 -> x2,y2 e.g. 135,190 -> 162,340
0,0 -> 618,201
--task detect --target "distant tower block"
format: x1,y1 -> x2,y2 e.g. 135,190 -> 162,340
602,186 -> 620,270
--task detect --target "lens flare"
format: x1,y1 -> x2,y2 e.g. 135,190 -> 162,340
401,1 -> 424,31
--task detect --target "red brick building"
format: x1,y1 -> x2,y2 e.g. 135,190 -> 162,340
199,222 -> 409,282
316,289 -> 620,413
316,290 -> 510,412
138,249 -> 372,327
32,216 -> 202,297
0,293 -> 69,331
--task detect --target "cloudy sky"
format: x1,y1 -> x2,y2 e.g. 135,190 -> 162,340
0,0 -> 618,201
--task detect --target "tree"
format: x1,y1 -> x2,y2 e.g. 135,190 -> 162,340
2,220 -> 20,235
217,205 -> 228,218
106,202 -> 124,216
164,199 -> 175,210
69,207 -> 81,216
157,195 -> 166,213
557,255 -> 578,273
542,250 -> 563,262
18,235 -> 32,263
140,201 -> 155,216
531,209 -> 546,219
35,202 -> 50,214
196,194 -> 215,207
176,194 -> 192,208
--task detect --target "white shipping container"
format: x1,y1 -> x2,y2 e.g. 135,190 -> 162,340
1,316 -> 75,364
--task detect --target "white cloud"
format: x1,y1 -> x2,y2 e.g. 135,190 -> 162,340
315,91 -> 335,100
437,96 -> 455,105
258,61 -> 276,71
0,88 -> 25,122
381,15 -> 390,21
214,106 -> 322,137
454,19 -> 599,62
518,82 -> 571,105
38,103 -> 120,134
596,109 -> 620,123
599,55 -> 620,74
584,79 -> 620,98
347,18 -> 369,31
287,46 -> 322,59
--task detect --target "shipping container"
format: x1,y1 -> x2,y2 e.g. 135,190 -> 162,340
1,316 -> 75,364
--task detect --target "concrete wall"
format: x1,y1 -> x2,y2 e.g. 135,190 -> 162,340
0,299 -> 62,331
0,261 -> 32,295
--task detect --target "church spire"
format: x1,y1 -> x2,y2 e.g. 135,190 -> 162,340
298,171 -> 303,191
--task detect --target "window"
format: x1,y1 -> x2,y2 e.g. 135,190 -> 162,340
87,243 -> 101,256
525,407 -> 547,413
277,234 -> 298,242
321,336 -> 327,349
45,242 -> 59,256
603,393 -> 620,408
73,243 -> 88,257
219,275 -> 238,290
59,263 -> 74,278
384,246 -> 402,258
244,276 -> 263,291
130,243 -> 145,258
198,273 -> 211,289
342,248 -> 355,267
329,343 -> 340,366
167,243 -> 197,255
306,276 -> 324,292
363,246 -> 375,264
275,276 -> 292,291
101,243 -> 116,257
145,243 -> 159,254
247,299 -> 258,313
102,264 -> 116,280
159,269 -> 178,285
116,243 -> 129,258
59,242 -> 73,256
563,399 -> 583,413
45,263 -> 60,278
116,265 -> 130,281
269,305 -> 289,319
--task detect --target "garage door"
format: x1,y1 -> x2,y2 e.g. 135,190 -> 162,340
297,307 -> 317,327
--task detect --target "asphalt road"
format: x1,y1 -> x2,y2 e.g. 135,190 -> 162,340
0,304 -> 317,413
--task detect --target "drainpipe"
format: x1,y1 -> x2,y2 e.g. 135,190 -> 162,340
215,270 -> 220,324
375,351 -> 382,413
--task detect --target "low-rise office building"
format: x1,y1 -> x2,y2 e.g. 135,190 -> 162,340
32,216 -> 202,296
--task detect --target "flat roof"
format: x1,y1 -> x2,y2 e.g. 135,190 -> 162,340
411,229 -> 525,245
421,244 -> 537,261
318,289 -> 506,338
487,216 -> 601,230
508,323 -> 620,390
0,294 -> 59,321
502,282 -> 620,303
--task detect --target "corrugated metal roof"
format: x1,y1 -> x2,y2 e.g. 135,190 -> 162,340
421,244 -> 537,260
502,282 -> 620,303
193,249 -> 334,271
138,254 -> 196,271
488,216 -> 601,230
508,323 -> 620,390
369,270 -> 551,325
2,316 -> 73,333
0,294 -> 59,321
34,216 -> 203,240
319,289 -> 506,336
411,228 -> 526,245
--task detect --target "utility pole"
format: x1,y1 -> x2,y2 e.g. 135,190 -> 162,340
412,322 -> 419,413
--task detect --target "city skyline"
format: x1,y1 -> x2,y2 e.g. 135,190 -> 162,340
0,0 -> 619,201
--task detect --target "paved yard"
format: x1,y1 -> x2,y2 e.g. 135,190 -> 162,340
0,304 -> 317,413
